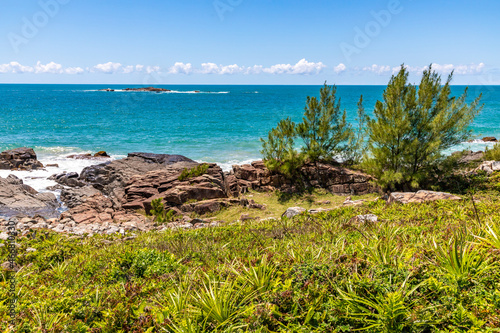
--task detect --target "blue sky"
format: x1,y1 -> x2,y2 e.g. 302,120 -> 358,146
0,0 -> 498,84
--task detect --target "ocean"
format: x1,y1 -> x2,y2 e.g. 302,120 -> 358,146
0,84 -> 499,193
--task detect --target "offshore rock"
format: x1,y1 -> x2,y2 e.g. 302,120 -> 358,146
0,147 -> 44,171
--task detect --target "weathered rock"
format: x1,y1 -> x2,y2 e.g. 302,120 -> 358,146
355,214 -> 378,223
229,161 -> 375,195
122,87 -> 171,92
482,137 -> 498,142
6,174 -> 23,185
0,177 -> 59,218
51,172 -> 87,187
282,207 -> 306,219
79,153 -> 197,209
475,161 -> 500,174
67,153 -> 111,160
454,150 -> 484,164
94,151 -> 110,157
60,186 -> 101,208
0,147 -> 44,170
1,261 -> 20,272
387,190 -> 461,204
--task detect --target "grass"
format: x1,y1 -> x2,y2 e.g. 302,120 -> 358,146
201,188 -> 376,222
2,177 -> 500,331
178,164 -> 210,181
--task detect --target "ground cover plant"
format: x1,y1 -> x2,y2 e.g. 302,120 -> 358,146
2,179 -> 500,332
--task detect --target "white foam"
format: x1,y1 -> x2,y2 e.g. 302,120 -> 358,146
197,159 -> 256,172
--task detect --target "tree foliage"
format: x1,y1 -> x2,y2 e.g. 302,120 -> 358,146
364,65 -> 483,190
296,83 -> 354,163
261,83 -> 354,177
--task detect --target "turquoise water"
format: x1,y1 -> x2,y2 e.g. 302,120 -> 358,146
0,84 -> 499,170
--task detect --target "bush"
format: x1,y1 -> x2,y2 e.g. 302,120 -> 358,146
150,198 -> 175,223
484,143 -> 500,161
364,64 -> 483,191
261,83 -> 355,177
178,163 -> 210,181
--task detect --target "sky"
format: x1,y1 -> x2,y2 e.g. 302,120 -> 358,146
0,0 -> 499,85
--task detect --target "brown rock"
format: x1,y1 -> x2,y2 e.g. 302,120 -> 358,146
482,137 -> 498,142
94,151 -> 110,157
0,147 -> 43,170
387,190 -> 461,204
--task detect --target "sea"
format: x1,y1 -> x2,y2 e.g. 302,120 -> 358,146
0,84 -> 499,194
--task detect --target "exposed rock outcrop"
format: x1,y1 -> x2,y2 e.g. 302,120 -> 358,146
78,153 -> 197,208
387,190 -> 461,204
0,176 -> 59,218
0,147 -> 44,171
482,137 -> 498,142
228,161 -> 375,195
475,160 -> 500,174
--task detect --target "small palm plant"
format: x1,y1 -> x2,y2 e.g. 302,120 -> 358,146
474,221 -> 500,249
432,235 -> 491,289
336,276 -> 430,332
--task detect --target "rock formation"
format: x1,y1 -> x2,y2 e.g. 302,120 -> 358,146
0,147 -> 44,170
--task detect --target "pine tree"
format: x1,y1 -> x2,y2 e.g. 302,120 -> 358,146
296,83 -> 354,163
365,65 -> 483,190
260,117 -> 303,179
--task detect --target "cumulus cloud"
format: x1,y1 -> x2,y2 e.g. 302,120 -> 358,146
363,63 -> 486,76
92,62 -> 123,74
168,62 -> 193,74
35,61 -> 64,74
263,58 -> 326,75
334,63 -> 347,74
198,63 -> 245,75
64,67 -> 84,75
0,61 -> 34,74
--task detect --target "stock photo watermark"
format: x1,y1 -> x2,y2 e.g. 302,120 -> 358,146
7,218 -> 18,328
8,0 -> 71,53
213,0 -> 243,21
340,0 -> 405,63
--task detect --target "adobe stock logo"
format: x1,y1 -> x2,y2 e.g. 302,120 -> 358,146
8,0 -> 71,53
213,0 -> 243,21
340,0 -> 405,63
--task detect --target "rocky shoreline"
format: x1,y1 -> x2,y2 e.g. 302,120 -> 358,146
0,147 -> 378,237
1,146 -> 495,238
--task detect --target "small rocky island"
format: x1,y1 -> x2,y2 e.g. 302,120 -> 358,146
99,87 -> 171,92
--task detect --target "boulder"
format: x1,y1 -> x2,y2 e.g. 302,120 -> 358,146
455,150 -> 484,164
0,147 -> 44,170
475,161 -> 500,174
387,190 -> 461,204
78,153 -> 197,209
50,172 -> 87,187
60,186 -> 101,208
355,214 -> 378,223
482,137 -> 498,142
230,161 -> 375,195
0,176 -> 59,218
282,207 -> 306,219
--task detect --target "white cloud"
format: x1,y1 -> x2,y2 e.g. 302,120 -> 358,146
363,63 -> 487,76
263,58 -> 326,75
122,65 -> 135,74
35,61 -> 64,74
92,62 -> 123,74
0,61 -> 34,74
363,64 -> 392,75
64,67 -> 84,75
145,65 -> 161,74
334,63 -> 347,74
198,63 -> 245,75
168,62 -> 192,74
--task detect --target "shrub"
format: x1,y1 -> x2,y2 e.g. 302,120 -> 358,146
178,163 -> 210,181
484,143 -> 500,161
150,198 -> 175,223
261,83 -> 355,176
364,64 -> 483,191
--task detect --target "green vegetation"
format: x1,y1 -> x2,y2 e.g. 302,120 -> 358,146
485,143 -> 500,161
178,163 -> 210,181
2,185 -> 500,331
260,83 -> 354,178
364,65 -> 483,190
261,66 -> 483,191
150,198 -> 176,224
